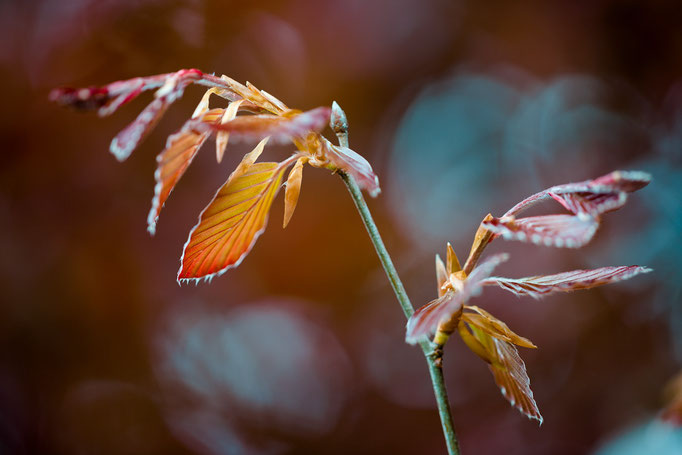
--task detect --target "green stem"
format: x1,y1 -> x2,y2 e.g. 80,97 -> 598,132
339,171 -> 461,455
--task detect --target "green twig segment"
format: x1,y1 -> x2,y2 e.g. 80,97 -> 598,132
338,171 -> 461,455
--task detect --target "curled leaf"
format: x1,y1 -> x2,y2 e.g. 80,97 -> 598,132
109,70 -> 204,161
482,265 -> 652,299
178,153 -> 299,283
283,157 -> 305,228
504,170 -> 651,218
483,214 -> 599,248
320,138 -> 381,197
110,97 -> 170,162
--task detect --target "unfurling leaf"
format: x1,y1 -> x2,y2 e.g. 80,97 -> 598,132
178,153 -> 299,283
206,107 -> 331,144
283,157 -> 305,228
446,242 -> 461,275
215,100 -> 244,163
482,265 -> 652,299
460,322 -> 542,423
435,254 -> 448,297
406,254 -> 508,344
320,138 -> 381,197
482,214 -> 599,248
406,291 -> 462,345
147,108 -> 226,234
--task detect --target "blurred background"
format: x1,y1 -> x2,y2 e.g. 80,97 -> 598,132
1,0 -> 681,453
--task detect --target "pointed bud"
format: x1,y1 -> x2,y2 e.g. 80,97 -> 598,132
330,101 -> 349,146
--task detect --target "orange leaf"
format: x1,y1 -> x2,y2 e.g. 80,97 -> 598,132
178,153 -> 299,283
462,306 -> 536,349
147,107 -> 225,234
283,157 -> 305,228
464,323 -> 543,423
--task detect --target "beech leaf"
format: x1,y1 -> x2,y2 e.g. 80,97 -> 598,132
283,157 -> 305,228
504,170 -> 651,218
147,108 -> 226,234
206,107 -> 331,144
320,138 -> 381,197
178,153 -> 298,283
482,265 -> 652,299
462,307 -> 536,348
463,323 -> 543,423
406,254 -> 508,344
215,100 -> 244,163
483,214 -> 599,248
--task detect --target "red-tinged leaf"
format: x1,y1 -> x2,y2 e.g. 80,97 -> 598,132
320,138 -> 381,197
483,214 -> 599,248
178,154 -> 298,283
406,291 -> 461,344
205,107 -> 331,144
283,157 -> 305,228
108,70 -> 205,161
435,254 -> 448,297
549,191 -> 627,216
215,100 -> 244,163
463,323 -> 543,423
147,108 -> 226,234
406,254 -> 508,344
503,170 -> 651,217
550,170 -> 651,195
109,97 -> 169,161
482,265 -> 652,299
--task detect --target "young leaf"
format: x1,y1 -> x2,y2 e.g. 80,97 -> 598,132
283,157 -> 305,228
215,100 -> 244,163
462,307 -> 536,348
482,265 -> 652,299
549,192 -> 627,217
110,97 -> 170,161
178,153 -> 298,283
147,108 -> 226,234
406,291 -> 462,344
446,242 -> 461,274
503,170 -> 651,218
435,254 -> 448,297
206,107 -> 331,144
462,323 -> 543,423
108,70 -> 205,161
320,138 -> 381,197
406,254 -> 509,344
482,214 -> 599,248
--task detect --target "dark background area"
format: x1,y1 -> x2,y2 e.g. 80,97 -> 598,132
1,1 -> 681,454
